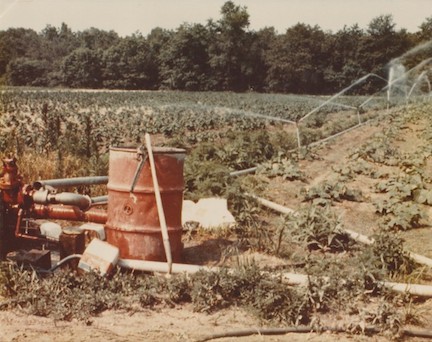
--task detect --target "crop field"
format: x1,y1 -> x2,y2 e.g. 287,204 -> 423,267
0,89 -> 388,178
1,88 -> 432,341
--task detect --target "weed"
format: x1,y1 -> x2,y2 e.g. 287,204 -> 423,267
362,231 -> 415,277
257,152 -> 306,181
0,261 -> 313,325
301,180 -> 363,205
284,205 -> 352,253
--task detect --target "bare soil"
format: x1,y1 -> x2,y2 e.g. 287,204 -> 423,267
2,111 -> 432,342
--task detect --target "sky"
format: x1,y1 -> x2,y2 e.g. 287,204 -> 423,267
0,0 -> 430,36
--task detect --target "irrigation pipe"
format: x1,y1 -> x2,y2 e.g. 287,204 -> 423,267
229,115 -> 378,177
195,325 -> 432,342
253,196 -> 432,268
117,257 -> 432,297
118,259 -> 213,274
299,73 -> 387,123
145,133 -> 173,274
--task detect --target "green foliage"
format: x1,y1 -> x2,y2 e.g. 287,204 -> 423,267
285,205 -> 352,252
363,231 -> 415,276
373,174 -> 428,231
61,48 -> 102,88
332,159 -> 373,180
0,4 -> 426,93
159,23 -> 211,90
350,134 -> 400,165
6,58 -> 51,86
257,153 -> 306,181
360,300 -> 403,338
375,201 -> 425,231
220,130 -> 275,169
184,159 -> 231,201
303,256 -> 366,312
301,179 -> 363,205
226,182 -> 271,251
0,262 -> 312,325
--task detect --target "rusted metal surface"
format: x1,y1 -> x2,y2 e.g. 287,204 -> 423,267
0,157 -> 22,191
0,156 -> 25,205
105,146 -> 185,262
59,227 -> 85,269
32,204 -> 107,224
1,157 -> 25,257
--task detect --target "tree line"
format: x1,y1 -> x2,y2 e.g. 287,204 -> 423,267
1,1 -> 431,94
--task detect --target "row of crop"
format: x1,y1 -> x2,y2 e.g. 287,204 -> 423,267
0,89 -> 390,167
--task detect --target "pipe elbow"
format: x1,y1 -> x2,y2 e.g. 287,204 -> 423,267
32,190 -> 92,211
51,192 -> 92,211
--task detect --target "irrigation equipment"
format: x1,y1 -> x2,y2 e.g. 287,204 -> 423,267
0,140 -> 185,272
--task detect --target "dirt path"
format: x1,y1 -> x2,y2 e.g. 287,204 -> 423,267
0,308 -> 398,342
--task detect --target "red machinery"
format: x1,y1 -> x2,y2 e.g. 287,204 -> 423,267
0,146 -> 185,266
0,154 -> 108,259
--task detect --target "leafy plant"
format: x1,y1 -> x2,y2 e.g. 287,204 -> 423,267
301,179 -> 363,205
284,205 -> 352,253
350,134 -> 400,165
363,231 -> 415,276
257,152 -> 306,181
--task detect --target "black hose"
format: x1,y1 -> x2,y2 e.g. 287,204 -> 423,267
49,254 -> 82,272
195,325 -> 432,342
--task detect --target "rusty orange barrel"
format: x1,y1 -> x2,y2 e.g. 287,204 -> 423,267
105,146 -> 185,262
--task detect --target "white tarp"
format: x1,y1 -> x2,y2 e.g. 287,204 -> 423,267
182,198 -> 236,229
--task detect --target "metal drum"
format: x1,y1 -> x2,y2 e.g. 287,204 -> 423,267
105,146 -> 185,262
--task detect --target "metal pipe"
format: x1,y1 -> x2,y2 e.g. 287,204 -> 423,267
33,176 -> 108,189
118,259 -> 213,273
230,167 -> 257,177
145,133 -> 173,274
32,204 -> 107,224
14,208 -> 45,241
254,195 -> 432,268
90,195 -> 108,206
33,191 -> 92,211
117,259 -> 432,297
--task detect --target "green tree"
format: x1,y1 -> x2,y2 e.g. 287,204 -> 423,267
40,23 -> 79,61
418,16 -> 432,41
246,27 -> 276,91
146,27 -> 173,89
265,23 -> 331,93
208,1 -> 250,91
323,25 -> 366,92
6,57 -> 50,86
78,28 -> 120,50
0,28 -> 41,82
61,48 -> 102,88
159,23 -> 211,90
39,23 -> 80,86
102,34 -> 155,89
358,15 -> 412,91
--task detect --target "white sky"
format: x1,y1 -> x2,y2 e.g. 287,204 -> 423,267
0,0 -> 430,36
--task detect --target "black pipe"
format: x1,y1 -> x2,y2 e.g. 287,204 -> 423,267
91,195 -> 108,206
196,325 -> 432,342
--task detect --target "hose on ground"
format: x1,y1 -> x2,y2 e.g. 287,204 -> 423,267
49,254 -> 82,272
195,325 -> 432,342
35,254 -> 83,274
